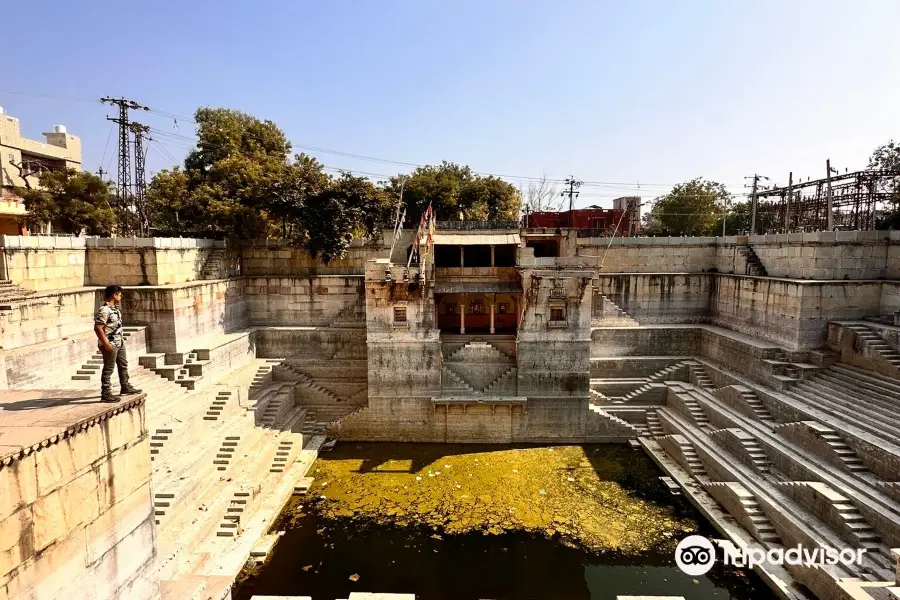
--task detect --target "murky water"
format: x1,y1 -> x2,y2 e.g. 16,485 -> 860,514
234,443 -> 777,600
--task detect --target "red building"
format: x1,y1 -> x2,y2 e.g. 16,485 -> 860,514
525,202 -> 640,236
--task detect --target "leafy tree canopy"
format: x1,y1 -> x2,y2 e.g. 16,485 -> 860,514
16,169 -> 115,236
869,140 -> 900,228
388,161 -> 520,225
644,178 -> 730,236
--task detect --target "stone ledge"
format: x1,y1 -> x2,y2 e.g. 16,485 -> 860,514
0,392 -> 146,466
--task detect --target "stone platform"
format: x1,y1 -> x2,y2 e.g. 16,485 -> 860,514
0,389 -> 157,600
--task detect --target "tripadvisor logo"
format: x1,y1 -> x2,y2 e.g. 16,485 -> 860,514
675,535 -> 867,576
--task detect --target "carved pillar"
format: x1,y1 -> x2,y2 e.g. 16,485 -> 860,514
490,245 -> 495,267
460,294 -> 466,334
489,295 -> 495,335
460,245 -> 465,268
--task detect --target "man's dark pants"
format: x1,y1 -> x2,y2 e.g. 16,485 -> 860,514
100,343 -> 131,395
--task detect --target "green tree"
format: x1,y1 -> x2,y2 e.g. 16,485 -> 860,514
389,161 -> 520,224
645,178 -> 730,236
145,167 -> 189,233
869,140 -> 900,228
295,173 -> 393,263
268,153 -> 331,237
151,107 -> 294,239
16,169 -> 115,235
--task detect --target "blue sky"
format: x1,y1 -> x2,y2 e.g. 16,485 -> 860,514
3,0 -> 899,207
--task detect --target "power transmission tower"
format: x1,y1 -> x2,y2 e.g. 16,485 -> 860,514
100,97 -> 149,235
745,174 -> 770,235
561,176 -> 582,228
826,159 -> 838,231
130,122 -> 152,236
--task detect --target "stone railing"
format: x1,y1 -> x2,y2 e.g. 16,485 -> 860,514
437,220 -> 521,230
0,234 -> 86,249
85,237 -> 225,248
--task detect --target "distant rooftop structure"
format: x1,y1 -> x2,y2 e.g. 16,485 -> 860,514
0,107 -> 82,235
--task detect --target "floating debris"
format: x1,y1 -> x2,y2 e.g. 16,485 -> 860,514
288,444 -> 697,554
349,573 -> 360,582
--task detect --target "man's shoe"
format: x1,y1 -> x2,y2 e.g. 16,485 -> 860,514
120,385 -> 143,395
101,392 -> 118,403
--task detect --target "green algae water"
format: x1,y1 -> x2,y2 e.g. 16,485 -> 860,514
234,443 -> 777,600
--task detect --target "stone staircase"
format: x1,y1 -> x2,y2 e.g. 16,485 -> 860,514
270,439 -> 296,474
740,436 -> 772,474
0,279 -> 35,306
214,436 -> 240,471
735,386 -> 775,424
586,403 -> 641,437
658,433 -> 708,477
610,382 -> 666,404
787,363 -> 900,443
443,342 -> 517,394
591,292 -> 639,327
703,482 -> 782,545
483,367 -> 518,394
150,427 -> 174,461
217,489 -> 255,538
153,491 -> 175,526
687,363 -> 714,389
140,351 -> 207,390
441,367 -> 476,394
301,405 -> 360,436
203,390 -> 233,422
645,410 -> 664,437
199,248 -> 230,280
737,244 -> 767,276
845,323 -> 900,372
817,429 -> 868,473
71,327 -> 142,381
273,363 -> 345,404
329,303 -> 366,328
739,494 -> 780,544
678,393 -> 711,427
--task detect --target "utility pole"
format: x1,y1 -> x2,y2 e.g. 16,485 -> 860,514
100,97 -> 149,235
745,174 -> 769,235
97,167 -> 106,181
561,176 -> 582,229
721,194 -> 728,237
826,159 -> 835,231
785,172 -> 793,234
130,122 -> 152,236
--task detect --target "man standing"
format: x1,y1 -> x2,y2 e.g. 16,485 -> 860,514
94,285 -> 142,402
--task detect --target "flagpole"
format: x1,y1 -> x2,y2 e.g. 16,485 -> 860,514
389,178 -> 405,262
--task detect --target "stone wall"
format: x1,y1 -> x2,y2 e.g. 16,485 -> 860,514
517,269 -> 593,399
244,275 -> 363,326
0,400 -> 158,600
239,238 -> 387,276
573,236 -> 718,273
573,230 -> 900,280
0,236 -> 86,291
2,328 -> 148,390
0,288 -> 100,351
84,238 -> 228,286
744,231 -> 897,280
124,280 -> 247,354
711,277 -> 884,349
596,274 -> 711,323
590,326 -> 701,357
